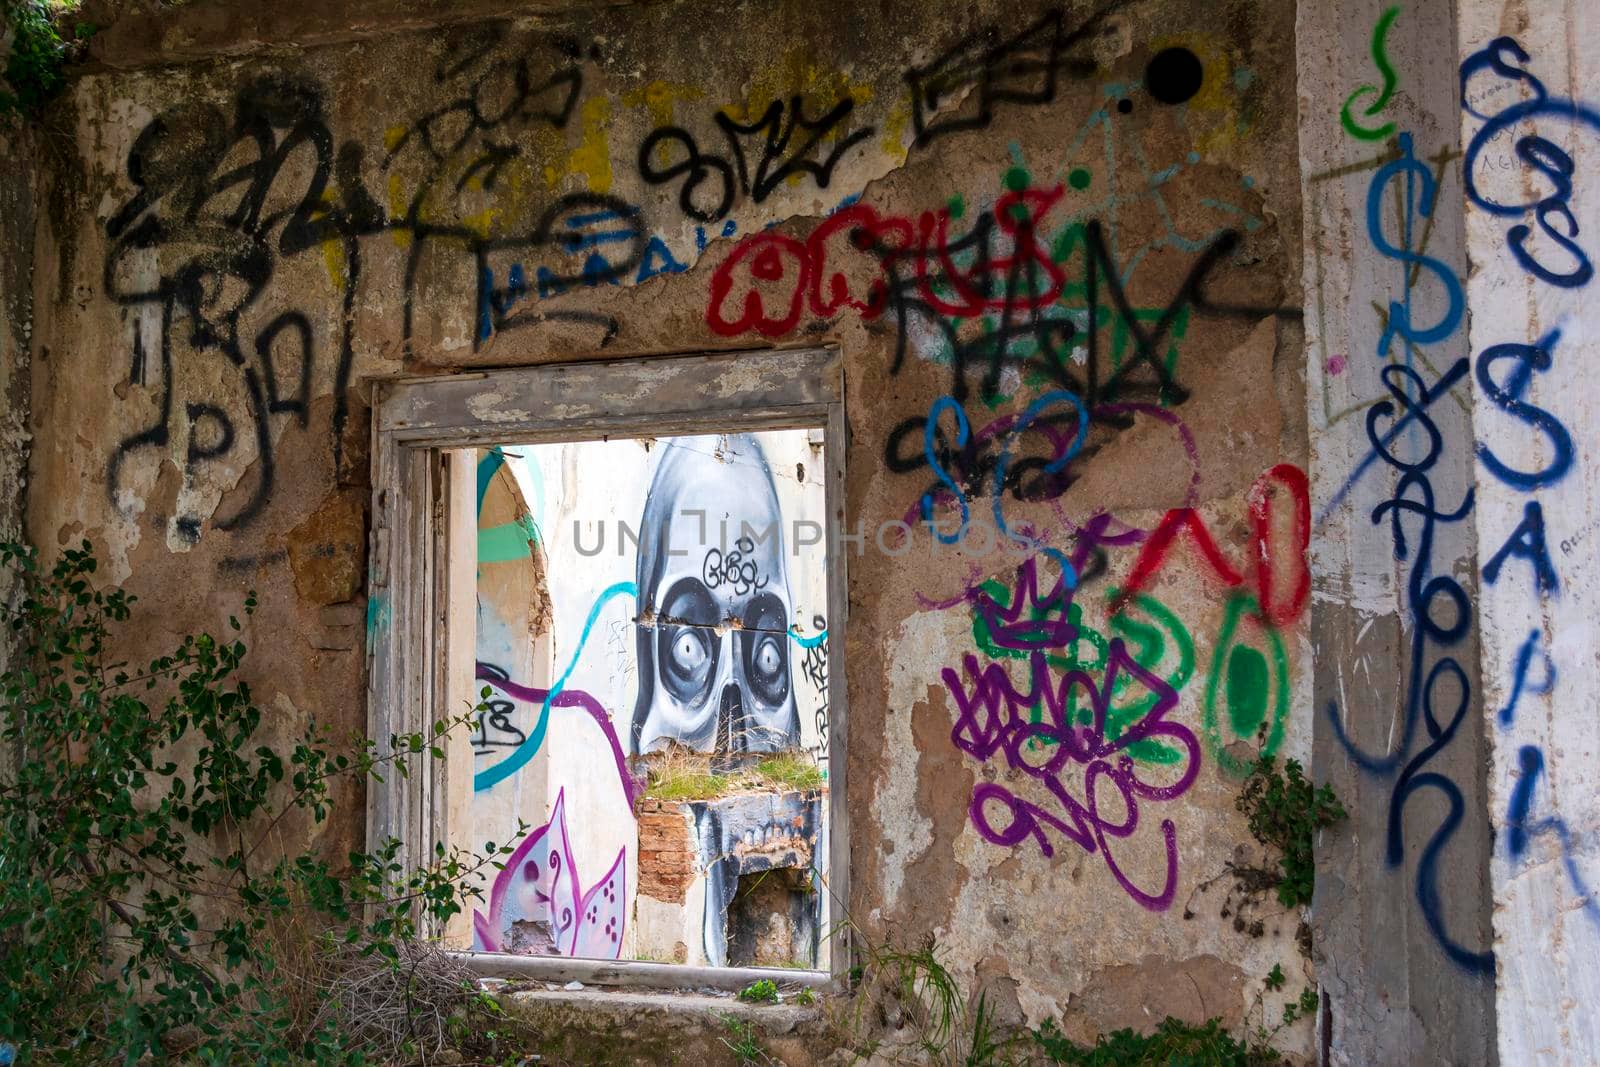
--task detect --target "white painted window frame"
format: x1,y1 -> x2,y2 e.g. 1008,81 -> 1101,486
366,347 -> 849,992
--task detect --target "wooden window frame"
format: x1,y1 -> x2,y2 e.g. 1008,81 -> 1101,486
366,347 -> 849,992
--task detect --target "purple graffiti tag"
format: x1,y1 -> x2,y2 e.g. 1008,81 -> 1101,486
944,560 -> 1201,910
973,554 -> 1077,650
477,664 -> 642,808
472,787 -> 627,958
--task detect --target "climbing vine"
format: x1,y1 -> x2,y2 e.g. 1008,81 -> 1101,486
0,541 -> 510,1062
1,0 -> 91,121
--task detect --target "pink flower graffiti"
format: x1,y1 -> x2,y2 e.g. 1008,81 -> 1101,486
944,558 -> 1201,910
472,788 -> 627,958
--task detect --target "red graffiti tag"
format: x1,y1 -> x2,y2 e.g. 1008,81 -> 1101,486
1112,463 -> 1309,627
705,188 -> 1066,337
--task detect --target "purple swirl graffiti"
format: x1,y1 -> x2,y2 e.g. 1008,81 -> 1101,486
943,559 -> 1201,910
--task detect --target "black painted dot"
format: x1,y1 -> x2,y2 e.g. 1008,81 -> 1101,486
1146,47 -> 1204,105
1117,98 -> 1133,114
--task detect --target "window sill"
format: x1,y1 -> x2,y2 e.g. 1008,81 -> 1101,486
452,951 -> 834,995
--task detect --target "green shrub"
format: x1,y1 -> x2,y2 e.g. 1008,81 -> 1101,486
739,978 -> 780,1004
1032,1017 -> 1283,1066
0,541 -> 505,1062
1,1 -> 93,120
1236,755 -> 1348,908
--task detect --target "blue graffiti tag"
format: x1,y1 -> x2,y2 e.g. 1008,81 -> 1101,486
1505,745 -> 1600,927
1498,629 -> 1556,728
1462,37 -> 1600,289
992,389 -> 1088,591
921,395 -> 972,544
1365,132 -> 1465,358
1483,500 -> 1558,594
1323,358 -> 1491,974
1474,328 -> 1574,491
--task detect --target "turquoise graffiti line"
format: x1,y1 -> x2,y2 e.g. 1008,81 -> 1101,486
475,580 -> 639,792
476,447 -> 506,514
479,514 -> 541,563
475,446 -> 546,563
788,626 -> 829,649
366,590 -> 391,638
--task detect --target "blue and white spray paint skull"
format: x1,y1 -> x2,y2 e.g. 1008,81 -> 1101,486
630,433 -> 800,756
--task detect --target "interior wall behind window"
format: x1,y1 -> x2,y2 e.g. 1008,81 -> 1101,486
467,430 -> 830,965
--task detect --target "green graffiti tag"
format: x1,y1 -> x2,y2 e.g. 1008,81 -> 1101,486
969,580 -> 1194,764
1202,592 -> 1289,777
1340,6 -> 1401,141
966,575 -> 1292,776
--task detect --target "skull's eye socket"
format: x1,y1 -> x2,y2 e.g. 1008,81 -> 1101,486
661,624 -> 716,703
741,593 -> 790,708
656,578 -> 719,707
669,628 -> 711,678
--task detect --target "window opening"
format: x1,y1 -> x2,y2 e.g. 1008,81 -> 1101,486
465,430 -> 832,973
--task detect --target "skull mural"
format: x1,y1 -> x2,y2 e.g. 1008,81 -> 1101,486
630,434 -> 800,756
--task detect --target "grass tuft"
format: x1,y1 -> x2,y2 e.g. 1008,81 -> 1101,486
641,746 -> 826,802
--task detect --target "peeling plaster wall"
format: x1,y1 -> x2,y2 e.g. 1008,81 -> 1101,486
25,0 -> 1317,1053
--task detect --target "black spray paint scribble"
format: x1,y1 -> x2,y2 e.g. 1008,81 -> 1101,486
904,1 -> 1130,146
104,32 -> 647,540
637,94 -> 873,223
876,218 -> 1299,509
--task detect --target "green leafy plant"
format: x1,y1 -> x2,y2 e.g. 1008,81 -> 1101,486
795,987 -> 817,1007
1236,755 -> 1348,908
739,978 -> 780,1004
1032,1017 -> 1283,1066
720,1014 -> 768,1065
1,0 -> 94,121
1280,986 -> 1319,1027
0,541 -> 510,1062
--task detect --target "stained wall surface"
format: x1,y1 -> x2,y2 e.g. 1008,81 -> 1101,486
22,0 -> 1319,1055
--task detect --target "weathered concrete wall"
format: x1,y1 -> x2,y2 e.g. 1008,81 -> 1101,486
1298,1 -> 1496,1063
24,0 -> 1316,1054
1302,0 -> 1600,1063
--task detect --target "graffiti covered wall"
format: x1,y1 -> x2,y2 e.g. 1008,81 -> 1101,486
1457,3 -> 1600,1063
1302,1 -> 1600,1064
1298,1 -> 1495,1062
22,0 -> 1320,1054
